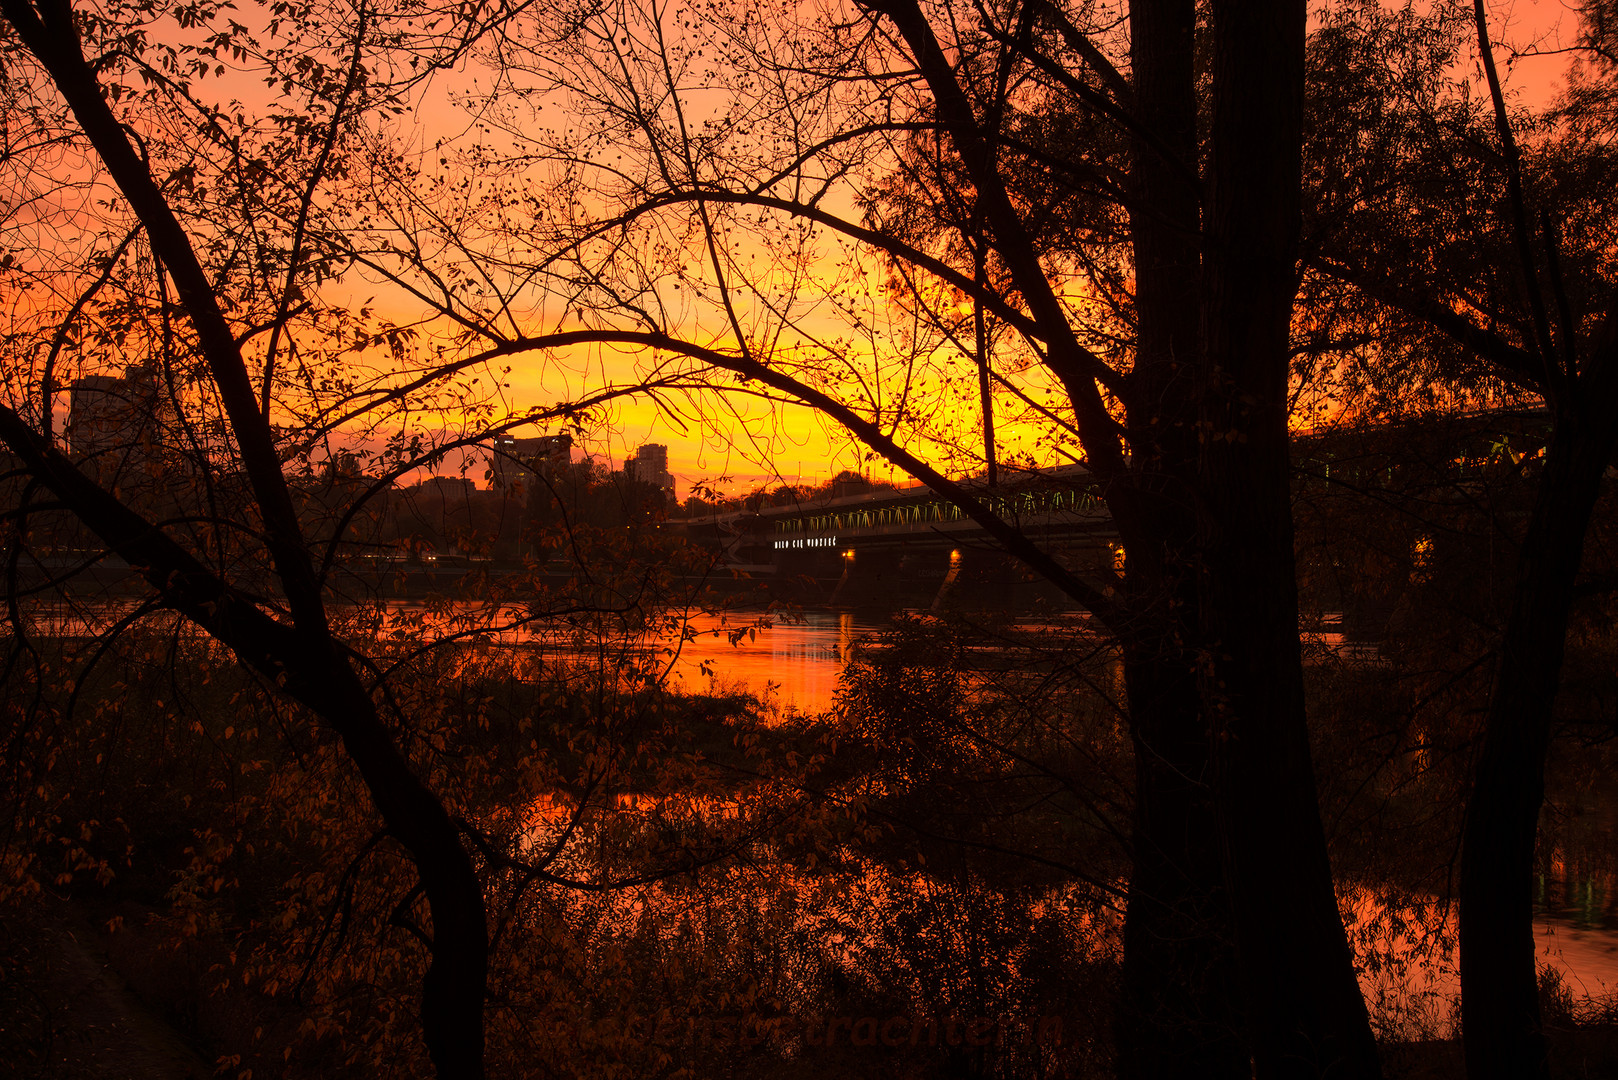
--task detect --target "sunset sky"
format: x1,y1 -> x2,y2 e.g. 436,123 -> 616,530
15,0 -> 1590,500
450,0 -> 1586,498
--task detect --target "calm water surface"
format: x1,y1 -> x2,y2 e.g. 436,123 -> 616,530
659,611 -> 1618,1028
18,596 -> 884,715
658,609 -> 881,714
25,596 -> 1618,1020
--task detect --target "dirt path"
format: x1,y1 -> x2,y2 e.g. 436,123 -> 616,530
10,916 -> 211,1080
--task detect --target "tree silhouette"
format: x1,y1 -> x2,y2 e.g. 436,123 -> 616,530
0,2 -> 759,1074
353,0 -> 1382,1073
13,0 -> 1613,1074
1302,3 -> 1618,1076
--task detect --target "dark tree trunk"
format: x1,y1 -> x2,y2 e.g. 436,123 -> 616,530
1197,1 -> 1381,1075
1460,365 -> 1618,1080
1116,6 -> 1248,1073
1119,647 -> 1248,1079
313,668 -> 490,1078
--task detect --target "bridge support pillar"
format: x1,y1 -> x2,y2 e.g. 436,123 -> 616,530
931,549 -> 964,612
827,548 -> 856,605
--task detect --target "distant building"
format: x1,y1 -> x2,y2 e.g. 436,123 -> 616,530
66,365 -> 177,484
68,372 -> 138,460
487,433 -> 573,494
413,475 -> 477,500
625,442 -> 675,501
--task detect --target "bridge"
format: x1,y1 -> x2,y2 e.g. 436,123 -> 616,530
671,465 -> 1117,608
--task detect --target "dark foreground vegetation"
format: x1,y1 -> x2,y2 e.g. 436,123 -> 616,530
6,405 -> 1615,1079
3,463 -> 1617,1078
3,0 -> 1618,1076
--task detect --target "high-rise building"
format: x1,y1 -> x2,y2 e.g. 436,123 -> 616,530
487,433 -> 573,494
626,442 -> 675,501
67,373 -> 136,459
66,365 -> 175,483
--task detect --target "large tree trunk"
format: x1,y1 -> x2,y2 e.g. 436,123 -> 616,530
1197,1 -> 1382,1075
1119,646 -> 1248,1079
1460,383 -> 1618,1080
1197,451 -> 1378,1078
1115,5 -> 1249,1073
314,664 -> 490,1078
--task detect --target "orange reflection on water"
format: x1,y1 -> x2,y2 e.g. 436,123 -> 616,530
1344,884 -> 1618,1040
662,610 -> 877,714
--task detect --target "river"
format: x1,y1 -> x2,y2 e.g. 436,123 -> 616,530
19,595 -> 1618,1027
658,608 -> 881,714
661,608 -> 1618,1034
13,596 -> 882,715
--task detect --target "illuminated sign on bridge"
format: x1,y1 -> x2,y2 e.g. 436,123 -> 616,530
775,536 -> 841,550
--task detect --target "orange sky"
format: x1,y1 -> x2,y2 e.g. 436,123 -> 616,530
34,0 -> 1581,501
448,0 -> 1587,497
